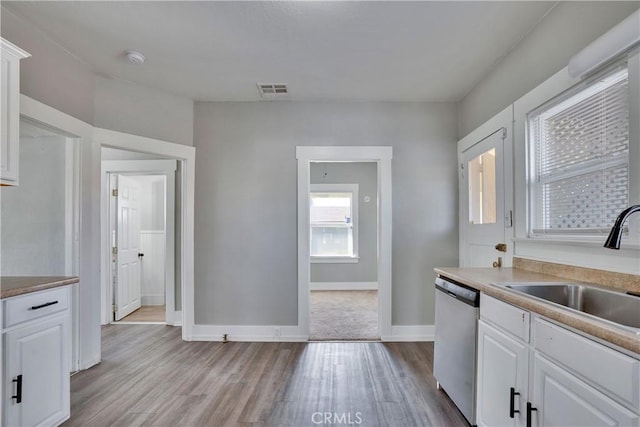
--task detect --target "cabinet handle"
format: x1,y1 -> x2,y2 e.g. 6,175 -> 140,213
30,300 -> 58,310
509,387 -> 520,418
526,402 -> 537,427
12,375 -> 22,403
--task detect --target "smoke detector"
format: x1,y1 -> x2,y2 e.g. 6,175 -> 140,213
124,50 -> 145,65
257,83 -> 288,98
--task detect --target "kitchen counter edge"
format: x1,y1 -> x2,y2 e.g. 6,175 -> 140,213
1,276 -> 79,299
434,267 -> 640,355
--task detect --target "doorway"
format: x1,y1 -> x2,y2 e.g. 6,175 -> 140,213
1,118 -> 81,369
296,146 -> 393,340
458,106 -> 514,268
308,162 -> 379,340
100,154 -> 178,326
110,174 -> 169,324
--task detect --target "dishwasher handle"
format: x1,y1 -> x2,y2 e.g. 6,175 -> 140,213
435,276 -> 479,307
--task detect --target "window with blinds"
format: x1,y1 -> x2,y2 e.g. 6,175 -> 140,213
528,66 -> 629,234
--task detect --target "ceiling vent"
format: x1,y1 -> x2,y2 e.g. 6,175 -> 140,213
257,83 -> 288,98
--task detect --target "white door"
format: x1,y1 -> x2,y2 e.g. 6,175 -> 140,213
476,320 -> 528,427
459,128 -> 511,267
115,175 -> 142,320
531,353 -> 638,426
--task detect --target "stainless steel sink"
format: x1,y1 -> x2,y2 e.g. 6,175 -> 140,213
499,282 -> 640,332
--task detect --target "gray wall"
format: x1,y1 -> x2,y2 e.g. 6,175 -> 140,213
1,6 -> 195,146
1,135 -> 67,275
193,101 -> 458,326
94,76 -> 194,147
458,1 -> 640,138
1,6 -> 95,124
310,162 -> 377,283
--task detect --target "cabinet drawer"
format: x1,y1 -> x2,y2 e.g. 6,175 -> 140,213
3,286 -> 70,329
480,293 -> 530,342
534,318 -> 640,412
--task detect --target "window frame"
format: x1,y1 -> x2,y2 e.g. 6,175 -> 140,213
525,58 -> 637,239
309,183 -> 359,263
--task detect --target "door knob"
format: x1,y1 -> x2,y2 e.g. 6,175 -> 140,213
138,253 -> 144,258
495,243 -> 507,252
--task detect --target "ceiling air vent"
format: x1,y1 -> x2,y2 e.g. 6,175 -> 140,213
257,83 -> 288,98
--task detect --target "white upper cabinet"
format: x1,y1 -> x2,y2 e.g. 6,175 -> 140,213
1,38 -> 30,186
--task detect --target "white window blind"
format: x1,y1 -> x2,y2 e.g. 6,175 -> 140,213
528,66 -> 629,234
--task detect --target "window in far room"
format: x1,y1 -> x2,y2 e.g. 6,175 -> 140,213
310,184 -> 359,262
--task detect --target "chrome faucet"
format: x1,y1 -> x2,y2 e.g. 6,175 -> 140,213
604,205 -> 640,249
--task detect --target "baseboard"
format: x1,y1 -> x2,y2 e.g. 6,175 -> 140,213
310,281 -> 378,291
190,324 -> 433,342
79,354 -> 101,370
168,310 -> 182,326
381,325 -> 434,342
191,324 -> 308,342
141,295 -> 165,306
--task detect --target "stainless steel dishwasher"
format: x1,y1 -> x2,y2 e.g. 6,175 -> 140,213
433,275 -> 480,426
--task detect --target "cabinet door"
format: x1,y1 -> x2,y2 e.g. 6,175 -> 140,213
4,313 -> 70,427
477,319 -> 529,427
0,45 -> 21,185
531,353 -> 639,427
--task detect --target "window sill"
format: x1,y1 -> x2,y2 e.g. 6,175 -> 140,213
311,256 -> 360,264
513,236 -> 640,250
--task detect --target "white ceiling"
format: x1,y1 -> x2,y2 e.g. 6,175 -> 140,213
4,1 -> 556,102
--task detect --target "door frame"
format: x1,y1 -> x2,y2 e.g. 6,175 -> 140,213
94,128 -> 195,340
19,96 -> 89,371
101,160 -> 177,325
296,146 -> 393,339
457,106 -> 514,267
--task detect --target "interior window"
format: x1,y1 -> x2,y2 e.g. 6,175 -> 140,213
468,148 -> 497,225
310,186 -> 358,257
527,65 -> 629,235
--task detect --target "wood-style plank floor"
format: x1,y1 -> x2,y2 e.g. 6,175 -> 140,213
119,305 -> 166,323
65,325 -> 468,426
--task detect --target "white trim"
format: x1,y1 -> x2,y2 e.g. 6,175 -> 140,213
297,146 -> 393,340
101,160 -> 177,327
310,282 -> 378,291
0,38 -> 30,59
141,295 -> 165,306
102,160 -> 177,173
568,9 -> 640,79
169,311 -> 182,327
310,256 -> 360,264
382,325 -> 435,342
94,128 -> 196,341
20,95 -> 95,371
191,324 -> 307,342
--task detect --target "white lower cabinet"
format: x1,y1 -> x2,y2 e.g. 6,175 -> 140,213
477,294 -> 640,427
2,287 -> 71,427
477,319 -> 529,427
531,353 -> 638,427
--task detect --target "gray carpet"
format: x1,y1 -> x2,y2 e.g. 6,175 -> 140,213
310,290 -> 379,341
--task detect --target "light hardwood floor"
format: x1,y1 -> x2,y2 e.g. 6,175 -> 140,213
119,305 -> 166,323
65,325 -> 468,426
